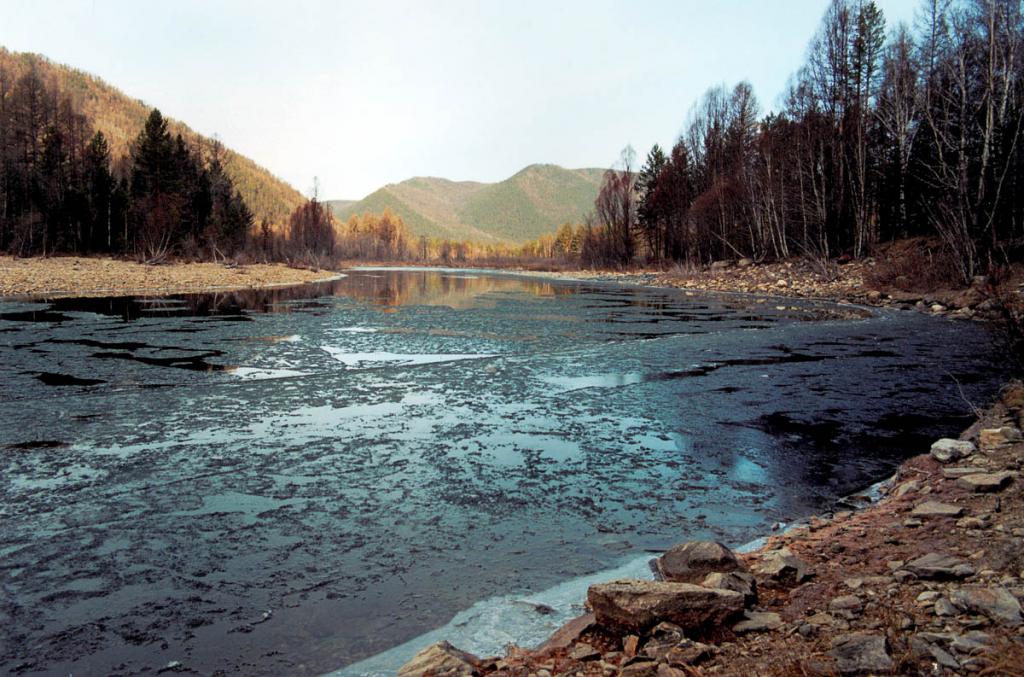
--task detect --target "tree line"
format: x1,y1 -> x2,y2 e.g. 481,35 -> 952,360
579,0 -> 1023,283
0,64 -> 254,261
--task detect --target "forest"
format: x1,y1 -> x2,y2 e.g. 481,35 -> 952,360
0,64 -> 255,262
2,0 -> 1022,284
573,0 -> 1024,284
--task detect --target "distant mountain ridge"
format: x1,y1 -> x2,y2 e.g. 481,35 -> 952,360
328,164 -> 605,244
0,48 -> 305,228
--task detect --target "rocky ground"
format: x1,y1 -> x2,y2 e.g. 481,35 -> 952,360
515,257 -> 1003,321
0,255 -> 340,298
400,384 -> 1024,676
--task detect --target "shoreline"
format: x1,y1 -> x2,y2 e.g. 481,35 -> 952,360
0,255 -> 344,300
402,388 -> 1024,676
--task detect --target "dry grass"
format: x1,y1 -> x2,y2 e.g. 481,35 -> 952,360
864,240 -> 961,292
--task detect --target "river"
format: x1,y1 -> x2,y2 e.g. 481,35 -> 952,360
0,268 -> 1003,675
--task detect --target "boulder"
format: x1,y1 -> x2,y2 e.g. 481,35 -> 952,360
956,471 -> 1015,493
397,642 -> 480,677
828,632 -> 893,676
930,438 -> 976,463
904,553 -> 974,580
752,546 -> 811,584
655,541 -> 747,583
701,571 -> 757,606
732,610 -> 782,634
911,500 -> 965,518
587,579 -> 744,632
949,586 -> 1023,627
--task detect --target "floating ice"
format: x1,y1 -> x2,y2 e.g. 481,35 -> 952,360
321,346 -> 494,368
230,367 -> 309,380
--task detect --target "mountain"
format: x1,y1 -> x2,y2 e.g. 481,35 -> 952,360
0,48 -> 305,228
328,164 -> 606,244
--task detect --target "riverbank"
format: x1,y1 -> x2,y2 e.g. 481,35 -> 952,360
404,386 -> 1024,676
0,255 -> 341,298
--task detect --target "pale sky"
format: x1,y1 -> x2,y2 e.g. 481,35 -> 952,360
1,0 -> 920,200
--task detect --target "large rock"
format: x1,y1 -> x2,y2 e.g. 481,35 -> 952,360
904,553 -> 975,580
752,546 -> 811,584
979,427 -> 1021,450
957,471 -> 1015,493
949,586 -> 1023,627
930,438 -> 976,463
587,579 -> 744,632
701,571 -> 757,606
655,541 -> 747,583
828,632 -> 893,676
911,500 -> 965,518
397,641 -> 480,677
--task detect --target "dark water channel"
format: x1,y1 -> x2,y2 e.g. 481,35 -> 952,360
0,268 -> 1004,675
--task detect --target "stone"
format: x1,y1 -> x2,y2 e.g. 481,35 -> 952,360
752,546 -> 811,584
655,541 -> 747,583
639,623 -> 684,661
618,659 -> 659,677
397,641 -> 480,677
732,610 -> 782,634
829,595 -> 864,619
710,260 -> 732,270
949,586 -> 1023,627
957,472 -> 1015,493
979,427 -> 1021,450
930,438 -> 976,463
776,279 -> 790,288
893,479 -> 921,498
623,635 -> 639,657
587,579 -> 744,632
700,571 -> 757,606
910,635 -> 960,669
943,466 -> 988,479
951,630 -> 992,654
537,613 -> 595,652
917,591 -> 940,604
911,501 -> 965,518
737,257 -> 754,268
934,597 -> 956,616
656,665 -> 687,677
661,640 -> 716,667
569,643 -> 600,661
828,632 -> 893,676
905,553 -> 974,580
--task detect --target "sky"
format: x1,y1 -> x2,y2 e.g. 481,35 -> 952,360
1,0 -> 921,200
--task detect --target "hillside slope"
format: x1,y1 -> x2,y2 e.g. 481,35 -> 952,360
0,48 -> 305,227
330,164 -> 605,244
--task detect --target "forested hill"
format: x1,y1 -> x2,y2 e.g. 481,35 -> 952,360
328,164 -> 605,244
0,48 -> 304,228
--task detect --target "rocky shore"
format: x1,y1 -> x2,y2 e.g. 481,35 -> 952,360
0,255 -> 341,298
514,257 -> 1002,321
399,384 -> 1024,676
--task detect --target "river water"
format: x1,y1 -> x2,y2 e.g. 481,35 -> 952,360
0,268 -> 1003,675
